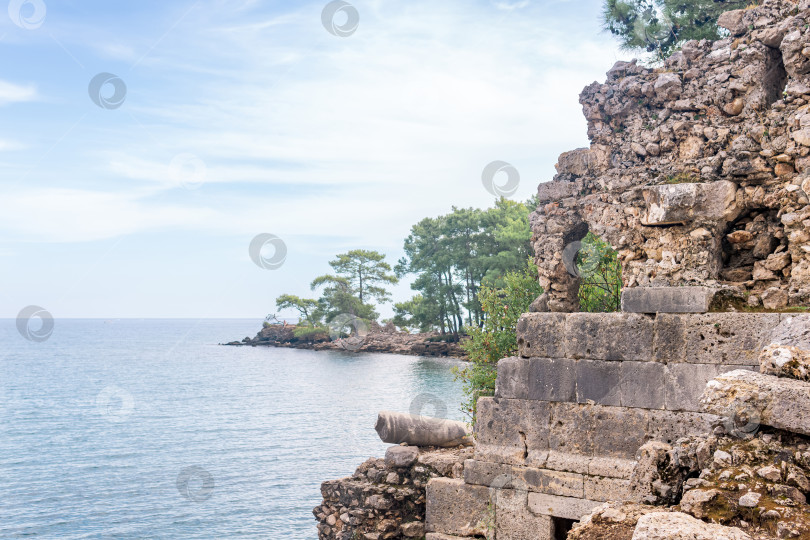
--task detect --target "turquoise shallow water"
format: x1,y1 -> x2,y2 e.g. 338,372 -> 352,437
0,319 -> 466,539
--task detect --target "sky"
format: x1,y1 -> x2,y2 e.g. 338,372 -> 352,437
0,0 -> 625,319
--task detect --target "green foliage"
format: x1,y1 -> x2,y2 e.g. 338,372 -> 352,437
275,294 -> 320,326
664,171 -> 701,184
577,233 -> 623,313
311,250 -> 398,324
396,197 -> 536,336
454,260 -> 543,424
318,249 -> 398,304
275,250 -> 397,333
602,0 -> 756,61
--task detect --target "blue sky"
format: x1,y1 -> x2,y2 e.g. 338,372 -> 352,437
0,0 -> 624,318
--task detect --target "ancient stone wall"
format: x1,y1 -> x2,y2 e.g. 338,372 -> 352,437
532,0 -> 810,312
424,312 -> 810,539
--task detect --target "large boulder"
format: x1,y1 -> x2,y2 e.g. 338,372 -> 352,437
701,370 -> 810,436
631,512 -> 751,540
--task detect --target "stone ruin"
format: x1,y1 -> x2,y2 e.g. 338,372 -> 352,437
315,1 -> 810,538
531,0 -> 810,313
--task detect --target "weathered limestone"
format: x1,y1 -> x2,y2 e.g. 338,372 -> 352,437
528,492 -> 602,520
425,478 -> 491,537
375,411 -> 472,448
760,343 -> 810,381
701,369 -> 810,436
385,445 -> 419,468
631,512 -> 752,540
640,181 -> 739,226
621,286 -> 717,313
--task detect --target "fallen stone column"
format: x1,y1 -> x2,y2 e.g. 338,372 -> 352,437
375,411 -> 473,447
701,370 -> 810,436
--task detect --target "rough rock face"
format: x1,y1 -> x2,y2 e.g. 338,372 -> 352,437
313,445 -> 471,540
579,429 -> 810,539
701,369 -> 810,436
531,0 -> 810,312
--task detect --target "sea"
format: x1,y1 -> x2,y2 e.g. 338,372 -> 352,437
0,319 -> 466,539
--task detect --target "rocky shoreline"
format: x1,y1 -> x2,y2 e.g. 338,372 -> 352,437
222,322 -> 467,359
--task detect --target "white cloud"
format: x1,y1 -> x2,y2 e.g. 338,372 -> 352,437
4,0 -> 625,245
493,0 -> 530,10
0,80 -> 37,106
0,139 -> 24,151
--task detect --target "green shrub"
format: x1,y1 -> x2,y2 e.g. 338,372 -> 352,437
577,232 -> 623,313
454,260 -> 543,425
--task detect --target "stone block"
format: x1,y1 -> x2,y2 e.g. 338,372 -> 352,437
425,478 -> 491,537
463,459 -> 512,488
494,489 -> 554,540
588,457 -> 637,479
584,475 -> 632,502
528,358 -> 576,402
566,313 -> 654,361
772,314 -> 810,349
620,361 -> 666,409
518,467 -> 584,498
646,410 -> 718,446
517,313 -> 566,358
547,403 -> 597,456
665,363 -> 755,412
654,313 -> 780,365
621,287 -> 717,314
576,359 -> 622,406
640,181 -> 738,226
701,370 -> 810,436
528,492 -> 602,520
589,406 -> 650,459
495,357 -> 529,399
426,534 -> 470,540
545,450 -> 592,475
548,402 -> 649,460
474,398 -> 550,467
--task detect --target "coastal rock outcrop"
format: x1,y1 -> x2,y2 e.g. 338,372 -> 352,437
225,322 -> 466,358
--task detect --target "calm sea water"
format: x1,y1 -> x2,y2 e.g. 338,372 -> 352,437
0,319 -> 466,539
